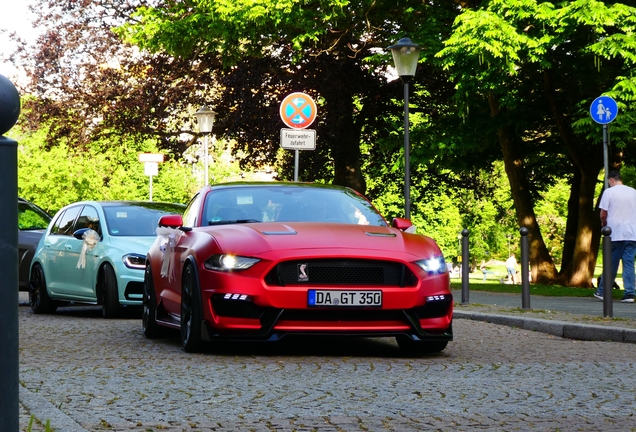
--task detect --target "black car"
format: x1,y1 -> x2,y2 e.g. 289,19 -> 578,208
18,198 -> 51,290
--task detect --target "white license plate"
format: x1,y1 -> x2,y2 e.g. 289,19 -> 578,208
308,290 -> 382,307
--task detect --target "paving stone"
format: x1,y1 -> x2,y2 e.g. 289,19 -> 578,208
16,303 -> 636,431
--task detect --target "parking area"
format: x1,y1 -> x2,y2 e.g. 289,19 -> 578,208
17,299 -> 636,431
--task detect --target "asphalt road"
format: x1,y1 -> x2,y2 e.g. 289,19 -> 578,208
18,302 -> 636,432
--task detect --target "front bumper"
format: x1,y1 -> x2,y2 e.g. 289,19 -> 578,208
199,293 -> 453,343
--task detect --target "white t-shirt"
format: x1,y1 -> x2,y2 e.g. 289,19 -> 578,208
599,184 -> 636,241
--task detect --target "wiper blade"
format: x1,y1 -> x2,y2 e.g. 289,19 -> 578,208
208,219 -> 260,225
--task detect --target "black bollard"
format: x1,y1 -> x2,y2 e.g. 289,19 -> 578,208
602,226 -> 613,318
520,227 -> 531,310
461,229 -> 469,305
0,74 -> 20,432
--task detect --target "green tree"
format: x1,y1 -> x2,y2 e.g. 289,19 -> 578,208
434,0 -> 636,286
13,123 -> 249,213
116,0 -> 461,194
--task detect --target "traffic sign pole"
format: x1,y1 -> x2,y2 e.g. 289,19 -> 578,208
590,95 -> 618,188
603,124 -> 609,188
279,92 -> 318,181
139,153 -> 164,201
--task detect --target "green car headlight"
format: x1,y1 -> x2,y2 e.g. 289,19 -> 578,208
123,253 -> 146,270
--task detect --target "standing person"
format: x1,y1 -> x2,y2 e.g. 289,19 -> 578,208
595,170 -> 636,303
506,254 -> 518,284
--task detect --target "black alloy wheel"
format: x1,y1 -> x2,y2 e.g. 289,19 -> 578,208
181,263 -> 205,353
101,264 -> 122,318
142,264 -> 165,338
28,264 -> 57,314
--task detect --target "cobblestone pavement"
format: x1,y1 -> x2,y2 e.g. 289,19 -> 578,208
18,304 -> 636,432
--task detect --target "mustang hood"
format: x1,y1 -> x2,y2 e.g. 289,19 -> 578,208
205,222 -> 441,259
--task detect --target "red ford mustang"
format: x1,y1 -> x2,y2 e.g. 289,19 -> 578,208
143,182 -> 453,353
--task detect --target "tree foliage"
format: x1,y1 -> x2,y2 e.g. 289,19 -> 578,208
117,0 -> 465,193
12,122 -> 251,214
7,0 -> 636,286
433,0 -> 636,286
8,0 -> 218,156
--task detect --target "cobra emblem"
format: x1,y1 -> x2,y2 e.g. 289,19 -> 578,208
298,264 -> 308,282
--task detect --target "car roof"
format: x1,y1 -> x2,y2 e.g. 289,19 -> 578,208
208,182 -> 354,192
61,200 -> 185,208
96,201 -> 185,207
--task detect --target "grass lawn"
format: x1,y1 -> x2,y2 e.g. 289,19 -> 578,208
451,265 -> 626,299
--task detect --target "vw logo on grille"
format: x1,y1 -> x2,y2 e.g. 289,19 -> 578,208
298,263 -> 309,282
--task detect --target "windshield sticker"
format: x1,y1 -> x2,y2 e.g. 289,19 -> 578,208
237,195 -> 253,205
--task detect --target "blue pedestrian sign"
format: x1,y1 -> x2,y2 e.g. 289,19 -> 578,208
590,96 -> 618,124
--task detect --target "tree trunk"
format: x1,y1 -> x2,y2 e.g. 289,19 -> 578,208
558,169 -> 601,287
322,84 -> 366,194
543,69 -> 603,287
488,95 -> 560,283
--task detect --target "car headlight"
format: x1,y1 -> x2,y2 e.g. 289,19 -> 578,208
123,253 -> 146,270
414,256 -> 447,275
204,254 -> 260,271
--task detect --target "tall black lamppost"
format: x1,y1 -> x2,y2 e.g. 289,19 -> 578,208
194,106 -> 216,186
388,36 -> 421,220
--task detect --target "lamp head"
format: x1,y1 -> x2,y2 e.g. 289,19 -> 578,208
387,37 -> 422,79
194,106 -> 216,134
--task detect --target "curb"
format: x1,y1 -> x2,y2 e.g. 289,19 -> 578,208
453,310 -> 636,343
20,385 -> 88,432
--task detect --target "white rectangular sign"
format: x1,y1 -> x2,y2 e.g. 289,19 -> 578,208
144,162 -> 158,176
280,128 -> 316,150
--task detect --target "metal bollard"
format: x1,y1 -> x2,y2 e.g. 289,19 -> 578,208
520,227 -> 531,310
602,226 -> 613,318
0,74 -> 20,432
461,229 -> 469,305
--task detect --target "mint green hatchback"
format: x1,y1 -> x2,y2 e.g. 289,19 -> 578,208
29,201 -> 185,318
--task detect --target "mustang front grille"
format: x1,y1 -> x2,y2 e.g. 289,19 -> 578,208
265,259 -> 417,287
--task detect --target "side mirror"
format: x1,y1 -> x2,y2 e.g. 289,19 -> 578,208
158,214 -> 184,229
73,228 -> 91,240
391,217 -> 413,231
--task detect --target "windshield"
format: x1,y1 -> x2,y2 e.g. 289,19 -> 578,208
202,185 -> 387,227
103,202 -> 186,236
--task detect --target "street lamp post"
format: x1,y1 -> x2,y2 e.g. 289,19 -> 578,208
388,36 -> 421,220
194,106 -> 216,186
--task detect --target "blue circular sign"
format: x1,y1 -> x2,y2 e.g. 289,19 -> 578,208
590,96 -> 618,125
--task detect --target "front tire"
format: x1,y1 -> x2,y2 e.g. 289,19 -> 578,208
142,263 -> 165,338
102,264 -> 122,318
396,336 -> 448,354
29,264 -> 57,314
181,263 -> 205,353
